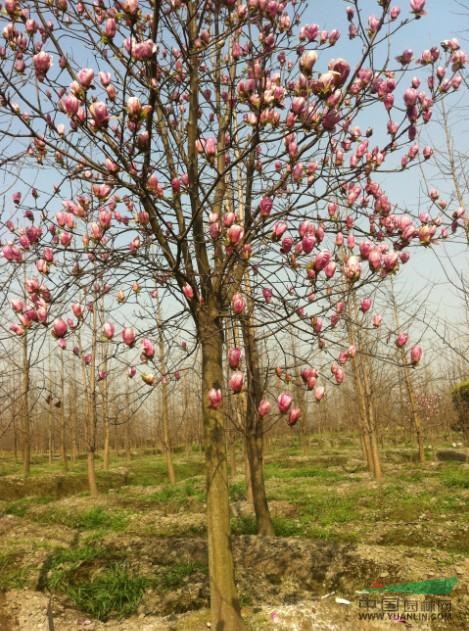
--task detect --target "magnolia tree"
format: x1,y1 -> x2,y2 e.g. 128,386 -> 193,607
0,0 -> 467,627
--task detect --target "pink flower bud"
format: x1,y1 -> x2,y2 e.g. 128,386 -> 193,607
314,386 -> 325,402
71,303 -> 84,318
360,297 -> 372,313
182,284 -> 194,300
299,50 -> 318,76
231,292 -> 247,315
122,327 -> 136,347
103,321 -> 115,339
208,388 -> 222,409
410,345 -> 423,365
229,371 -> 244,393
258,399 -> 272,417
128,366 -> 136,378
259,196 -> 273,217
344,256 -> 361,282
77,67 -> 94,87
52,318 -> 68,338
141,338 -> 155,359
277,392 -> 293,414
272,221 -> 287,240
395,332 -> 409,348
227,224 -> 244,245
262,287 -> 273,303
228,348 -> 242,370
410,0 -> 426,17
288,407 -> 301,426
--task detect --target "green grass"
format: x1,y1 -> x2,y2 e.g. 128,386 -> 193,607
146,480 -> 205,507
159,561 -> 208,590
440,466 -> 469,489
47,546 -> 148,621
229,481 -> 247,502
265,463 -> 346,481
0,552 -> 29,590
4,495 -> 55,517
29,506 -> 129,532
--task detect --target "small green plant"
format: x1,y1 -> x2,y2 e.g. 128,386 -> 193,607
32,506 -> 129,532
231,514 -> 257,535
159,561 -> 207,590
229,481 -> 247,502
46,545 -> 146,620
0,552 -> 29,590
440,466 -> 469,489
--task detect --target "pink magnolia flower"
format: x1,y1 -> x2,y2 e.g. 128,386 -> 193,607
272,221 -> 287,240
11,299 -> 24,313
77,68 -> 94,87
314,386 -> 325,402
121,0 -> 139,13
102,321 -> 115,339
395,332 -> 409,348
52,318 -> 68,338
410,0 -> 426,17
259,196 -> 273,217
277,392 -> 293,414
141,338 -> 155,359
262,287 -> 273,303
288,407 -> 301,426
343,256 -> 361,282
122,327 -> 136,347
128,366 -> 137,378
360,297 -> 372,313
229,371 -> 244,393
410,345 -> 423,365
208,388 -> 222,409
228,348 -> 242,370
299,50 -> 318,76
71,303 -> 84,318
227,224 -> 244,245
334,367 -> 345,384
258,399 -> 272,417
33,51 -> 52,80
231,292 -> 247,315
89,101 -> 109,128
182,284 -> 194,300
195,137 -> 216,158
104,18 -> 117,39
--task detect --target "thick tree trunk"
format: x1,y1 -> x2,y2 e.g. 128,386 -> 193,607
199,310 -> 244,630
242,320 -> 274,536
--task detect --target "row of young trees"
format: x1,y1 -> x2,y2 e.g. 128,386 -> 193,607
0,0 -> 467,628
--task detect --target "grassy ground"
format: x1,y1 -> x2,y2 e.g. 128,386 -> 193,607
0,437 -> 467,628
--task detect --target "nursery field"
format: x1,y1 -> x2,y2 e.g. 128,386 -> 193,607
0,438 -> 467,630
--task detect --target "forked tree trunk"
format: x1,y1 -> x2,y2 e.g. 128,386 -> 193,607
390,283 -> 425,464
199,310 -> 244,630
346,303 -> 382,481
242,320 -> 274,536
